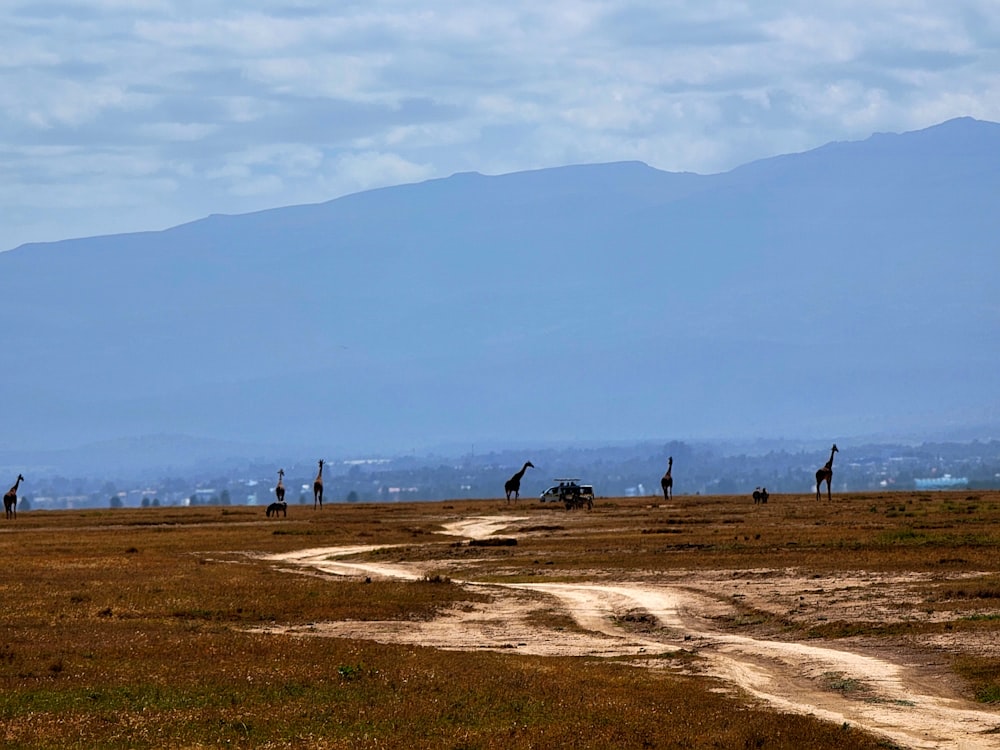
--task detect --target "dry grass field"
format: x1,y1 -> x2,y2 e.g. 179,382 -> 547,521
1,490 -> 999,749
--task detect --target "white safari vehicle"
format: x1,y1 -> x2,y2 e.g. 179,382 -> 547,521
540,479 -> 594,510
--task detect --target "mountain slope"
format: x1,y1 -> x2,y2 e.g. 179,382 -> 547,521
3,117 -> 998,458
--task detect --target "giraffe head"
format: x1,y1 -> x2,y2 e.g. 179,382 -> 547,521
278,469 -> 284,480
526,461 -> 534,469
832,444 -> 839,453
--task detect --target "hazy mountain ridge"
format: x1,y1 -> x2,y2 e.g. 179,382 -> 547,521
3,117 -> 998,465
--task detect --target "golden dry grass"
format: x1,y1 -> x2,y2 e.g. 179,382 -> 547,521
0,491 -> 997,748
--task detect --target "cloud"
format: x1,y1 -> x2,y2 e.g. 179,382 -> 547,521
137,122 -> 220,142
329,150 -> 434,193
2,1 -> 999,250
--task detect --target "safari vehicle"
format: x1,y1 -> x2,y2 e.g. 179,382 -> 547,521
540,479 -> 594,510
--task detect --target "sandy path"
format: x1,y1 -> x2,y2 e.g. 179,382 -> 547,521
440,515 -> 529,539
256,517 -> 1000,749
515,583 -> 999,750
265,544 -> 425,580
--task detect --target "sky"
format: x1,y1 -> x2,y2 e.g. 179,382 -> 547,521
3,1 -> 999,253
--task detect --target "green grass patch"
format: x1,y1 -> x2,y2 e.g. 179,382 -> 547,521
953,655 -> 1000,704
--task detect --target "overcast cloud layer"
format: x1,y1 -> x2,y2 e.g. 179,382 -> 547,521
3,1 -> 999,251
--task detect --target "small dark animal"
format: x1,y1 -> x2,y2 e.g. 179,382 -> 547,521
266,502 -> 287,518
4,474 -> 23,520
752,487 -> 762,504
504,461 -> 534,502
760,487 -> 769,503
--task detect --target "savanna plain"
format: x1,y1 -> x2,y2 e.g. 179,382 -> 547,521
1,491 -> 999,749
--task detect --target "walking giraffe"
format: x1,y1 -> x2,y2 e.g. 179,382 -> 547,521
660,457 -> 673,500
504,462 -> 534,503
4,474 -> 23,520
815,444 -> 839,501
313,459 -> 324,509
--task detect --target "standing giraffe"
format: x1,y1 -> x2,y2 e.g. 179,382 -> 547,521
4,474 -> 23,520
275,469 -> 286,504
815,444 -> 839,500
660,457 -> 673,500
313,459 -> 324,509
504,461 -> 534,503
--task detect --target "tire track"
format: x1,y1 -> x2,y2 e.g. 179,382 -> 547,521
258,517 -> 1000,749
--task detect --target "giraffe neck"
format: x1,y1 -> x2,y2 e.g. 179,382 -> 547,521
12,477 -> 21,492
826,448 -> 836,469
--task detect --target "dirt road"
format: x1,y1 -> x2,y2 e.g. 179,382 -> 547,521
261,516 -> 1000,749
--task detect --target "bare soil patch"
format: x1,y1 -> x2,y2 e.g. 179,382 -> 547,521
258,497 -> 1000,750
1,493 -> 998,748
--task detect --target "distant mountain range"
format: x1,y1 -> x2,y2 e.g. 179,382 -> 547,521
3,117 -> 999,472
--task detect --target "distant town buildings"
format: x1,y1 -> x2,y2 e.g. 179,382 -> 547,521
8,441 -> 1000,510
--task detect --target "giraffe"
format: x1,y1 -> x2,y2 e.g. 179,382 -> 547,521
313,459 -> 324,509
660,457 -> 673,500
4,474 -> 23,520
815,444 -> 839,500
504,461 -> 534,503
275,469 -> 286,504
